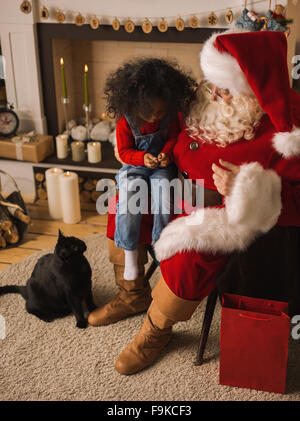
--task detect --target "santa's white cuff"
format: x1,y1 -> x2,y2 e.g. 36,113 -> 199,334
225,162 -> 282,233
154,162 -> 282,263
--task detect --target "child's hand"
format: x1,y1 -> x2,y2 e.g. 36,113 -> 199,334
158,153 -> 170,167
144,153 -> 159,168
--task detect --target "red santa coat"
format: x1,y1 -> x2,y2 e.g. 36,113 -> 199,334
107,90 -> 300,300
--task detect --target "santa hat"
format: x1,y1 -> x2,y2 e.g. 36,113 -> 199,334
200,30 -> 300,157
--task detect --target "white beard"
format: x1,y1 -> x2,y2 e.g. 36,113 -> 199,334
185,84 -> 265,147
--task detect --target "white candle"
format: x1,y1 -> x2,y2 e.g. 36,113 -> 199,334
59,171 -> 81,224
45,167 -> 64,219
87,141 -> 101,163
71,141 -> 85,162
56,134 -> 68,159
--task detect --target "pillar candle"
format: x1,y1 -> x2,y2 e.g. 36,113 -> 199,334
59,171 -> 81,224
45,167 -> 64,220
60,57 -> 68,99
71,141 -> 85,162
56,134 -> 68,159
87,141 -> 101,163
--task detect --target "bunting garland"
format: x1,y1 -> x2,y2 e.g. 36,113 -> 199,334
25,1 -> 292,35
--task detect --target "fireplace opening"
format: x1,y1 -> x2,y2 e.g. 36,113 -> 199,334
52,38 -> 204,136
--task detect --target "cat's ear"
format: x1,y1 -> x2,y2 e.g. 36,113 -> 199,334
58,229 -> 64,240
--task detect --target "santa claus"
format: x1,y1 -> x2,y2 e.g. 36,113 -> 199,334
89,30 -> 300,375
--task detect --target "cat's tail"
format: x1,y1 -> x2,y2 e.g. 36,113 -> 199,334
0,285 -> 27,299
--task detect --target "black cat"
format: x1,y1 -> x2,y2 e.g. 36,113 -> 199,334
0,230 -> 96,328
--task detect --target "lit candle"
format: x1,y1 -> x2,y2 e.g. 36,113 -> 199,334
71,141 -> 85,162
87,141 -> 101,163
84,64 -> 89,106
45,167 -> 64,220
59,171 -> 81,224
55,134 -> 68,159
60,57 -> 67,99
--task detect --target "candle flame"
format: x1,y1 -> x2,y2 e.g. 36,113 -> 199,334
60,57 -> 64,65
84,64 -> 88,72
65,171 -> 71,177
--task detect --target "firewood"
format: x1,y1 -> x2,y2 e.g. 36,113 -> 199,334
37,187 -> 47,200
3,224 -> 19,244
80,190 -> 91,203
7,207 -> 31,225
91,190 -> 101,202
0,231 -> 6,248
0,206 -> 12,231
83,180 -> 94,191
35,173 -> 45,182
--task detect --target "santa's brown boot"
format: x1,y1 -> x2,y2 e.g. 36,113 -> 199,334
88,239 -> 151,326
114,277 -> 200,375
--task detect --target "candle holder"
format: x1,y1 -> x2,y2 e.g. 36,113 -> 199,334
83,103 -> 92,140
61,97 -> 70,137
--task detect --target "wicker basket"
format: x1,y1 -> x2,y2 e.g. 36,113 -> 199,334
0,169 -> 29,248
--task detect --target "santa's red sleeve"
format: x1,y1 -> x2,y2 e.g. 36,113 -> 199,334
116,117 -> 147,166
270,154 -> 300,227
272,89 -> 300,226
222,146 -> 300,237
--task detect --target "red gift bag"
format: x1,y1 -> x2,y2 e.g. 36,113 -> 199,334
219,293 -> 290,394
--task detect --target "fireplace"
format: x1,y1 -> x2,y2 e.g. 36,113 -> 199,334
37,24 -> 222,136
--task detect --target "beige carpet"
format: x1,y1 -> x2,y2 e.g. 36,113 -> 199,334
0,233 -> 300,401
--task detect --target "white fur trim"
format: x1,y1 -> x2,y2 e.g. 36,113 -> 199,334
272,127 -> 300,158
200,32 -> 253,96
225,162 -> 282,232
154,162 -> 282,262
154,207 -> 258,262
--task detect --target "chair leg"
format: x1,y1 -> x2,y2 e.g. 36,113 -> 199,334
144,260 -> 158,284
194,287 -> 218,366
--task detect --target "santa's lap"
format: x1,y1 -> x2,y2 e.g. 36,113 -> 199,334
160,249 -> 228,301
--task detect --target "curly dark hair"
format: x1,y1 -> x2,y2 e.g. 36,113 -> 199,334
104,57 -> 197,127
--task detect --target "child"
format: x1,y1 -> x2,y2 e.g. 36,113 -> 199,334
105,57 -> 196,280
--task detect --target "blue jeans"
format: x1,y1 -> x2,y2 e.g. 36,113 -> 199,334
115,164 -> 176,250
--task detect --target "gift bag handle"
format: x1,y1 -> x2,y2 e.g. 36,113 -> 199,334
0,169 -> 21,193
239,313 -> 270,322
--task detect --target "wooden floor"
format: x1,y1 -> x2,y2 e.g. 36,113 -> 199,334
0,200 -> 108,272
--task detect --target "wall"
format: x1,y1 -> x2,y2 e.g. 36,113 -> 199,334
0,0 -> 47,133
35,0 -> 281,27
